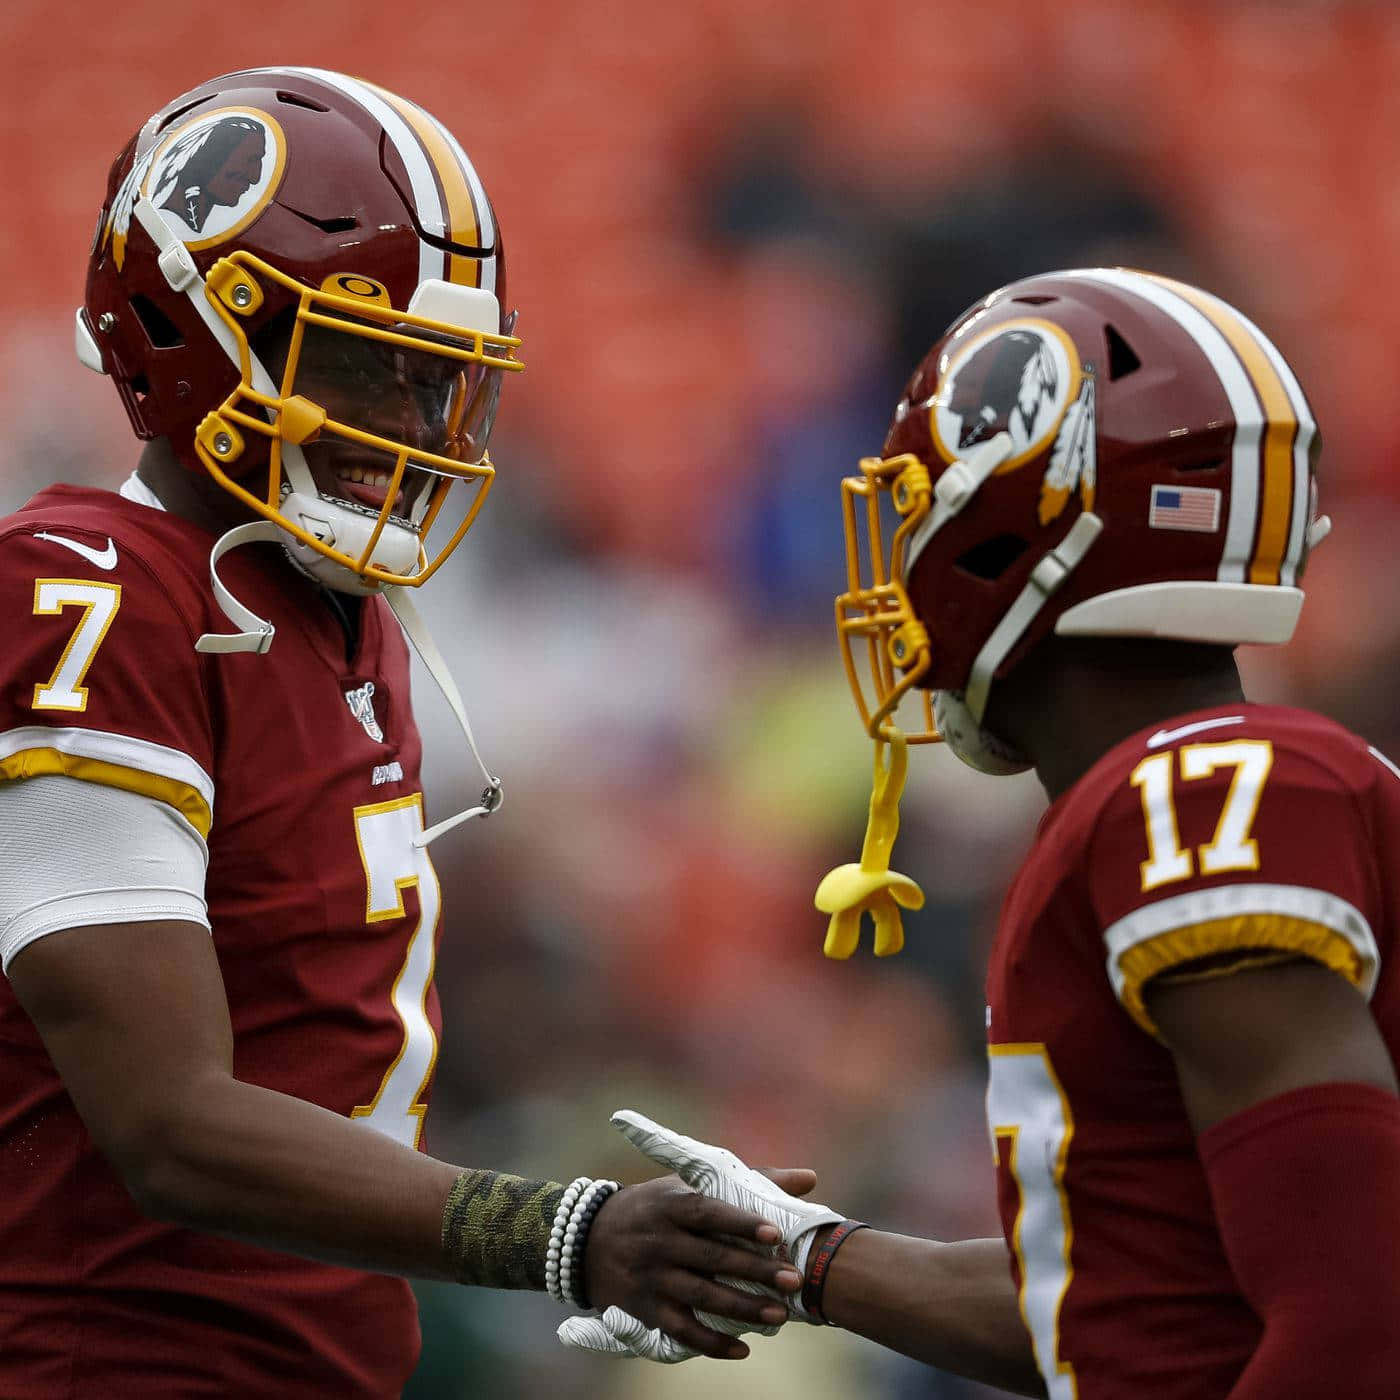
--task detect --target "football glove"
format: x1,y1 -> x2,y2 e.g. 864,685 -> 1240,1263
557,1110 -> 843,1363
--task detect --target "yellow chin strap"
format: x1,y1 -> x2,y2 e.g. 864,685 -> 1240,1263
814,730 -> 925,958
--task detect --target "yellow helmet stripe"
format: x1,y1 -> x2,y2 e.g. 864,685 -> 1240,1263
1144,275 -> 1298,587
365,85 -> 481,288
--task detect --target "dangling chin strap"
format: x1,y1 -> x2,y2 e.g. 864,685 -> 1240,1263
193,527 -> 502,848
195,523 -> 284,654
381,586 -> 503,848
814,730 -> 925,959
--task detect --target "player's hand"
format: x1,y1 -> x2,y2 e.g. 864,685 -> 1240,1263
610,1110 -> 839,1268
580,1167 -> 808,1361
561,1159 -> 821,1364
564,1110 -> 837,1363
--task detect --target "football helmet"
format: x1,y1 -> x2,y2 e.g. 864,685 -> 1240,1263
78,67 -> 522,595
818,269 -> 1326,958
837,267 -> 1324,773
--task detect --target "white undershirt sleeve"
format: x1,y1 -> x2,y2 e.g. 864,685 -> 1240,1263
0,775 -> 210,973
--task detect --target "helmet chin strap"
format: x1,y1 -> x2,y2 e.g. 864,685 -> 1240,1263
195,525 -> 503,847
382,586 -> 504,847
932,509 -> 1105,779
963,510 -> 1105,723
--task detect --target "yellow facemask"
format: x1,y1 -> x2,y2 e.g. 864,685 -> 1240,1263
192,252 -> 524,589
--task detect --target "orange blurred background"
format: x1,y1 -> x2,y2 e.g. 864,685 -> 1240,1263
1,3 -> 1391,1396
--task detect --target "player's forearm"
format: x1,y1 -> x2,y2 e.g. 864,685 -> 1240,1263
820,1231 -> 1044,1397
126,1070 -> 486,1281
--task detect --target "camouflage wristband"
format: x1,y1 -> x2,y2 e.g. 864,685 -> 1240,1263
441,1169 -> 566,1291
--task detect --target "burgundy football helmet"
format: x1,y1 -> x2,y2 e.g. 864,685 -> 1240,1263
836,267 -> 1325,774
78,67 -> 522,595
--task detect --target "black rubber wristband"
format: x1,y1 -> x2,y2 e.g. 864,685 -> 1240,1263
801,1219 -> 868,1325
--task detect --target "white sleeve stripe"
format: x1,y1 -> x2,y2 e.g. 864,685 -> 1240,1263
0,892 -> 211,973
0,726 -> 214,811
0,778 -> 210,976
1103,883 -> 1379,1002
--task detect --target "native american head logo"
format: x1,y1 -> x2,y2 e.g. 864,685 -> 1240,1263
929,318 -> 1097,526
103,107 -> 286,269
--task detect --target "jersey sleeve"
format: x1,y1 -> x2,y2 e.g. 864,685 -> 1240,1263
0,529 -> 215,841
1086,733 -> 1380,1037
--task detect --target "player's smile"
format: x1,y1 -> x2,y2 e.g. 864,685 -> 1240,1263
301,441 -> 414,521
330,463 -> 407,516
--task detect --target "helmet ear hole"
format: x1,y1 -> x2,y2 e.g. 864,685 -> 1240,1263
129,294 -> 184,349
955,533 -> 1029,582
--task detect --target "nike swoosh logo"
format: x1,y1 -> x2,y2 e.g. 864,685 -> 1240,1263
34,532 -> 118,571
1146,715 -> 1245,749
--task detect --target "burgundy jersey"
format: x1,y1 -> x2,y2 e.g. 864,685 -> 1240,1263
986,703 -> 1399,1399
0,484 -> 446,1397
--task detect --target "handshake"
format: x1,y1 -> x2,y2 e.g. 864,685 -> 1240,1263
557,1110 -> 851,1364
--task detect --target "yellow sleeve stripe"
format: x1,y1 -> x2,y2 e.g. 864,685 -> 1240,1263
0,748 -> 212,839
1116,912 -> 1368,1037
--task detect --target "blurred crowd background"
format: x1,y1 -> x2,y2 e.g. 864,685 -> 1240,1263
1,0 -> 1391,1395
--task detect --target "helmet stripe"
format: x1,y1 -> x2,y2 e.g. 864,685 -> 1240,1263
1148,278 -> 1316,587
1063,269 -> 1263,586
431,114 -> 499,294
277,67 -> 447,288
432,118 -> 496,250
1144,275 -> 1302,587
364,85 -> 485,289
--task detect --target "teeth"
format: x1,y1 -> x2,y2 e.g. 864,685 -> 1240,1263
338,468 -> 393,489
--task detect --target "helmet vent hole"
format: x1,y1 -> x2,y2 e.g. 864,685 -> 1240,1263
955,533 -> 1029,581
156,97 -> 205,132
284,205 -> 359,234
277,90 -> 331,112
129,294 -> 184,349
1013,295 -> 1057,305
1105,323 -> 1141,380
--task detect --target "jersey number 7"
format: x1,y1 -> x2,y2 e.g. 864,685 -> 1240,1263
31,580 -> 123,713
1129,740 -> 1274,893
352,795 -> 441,1150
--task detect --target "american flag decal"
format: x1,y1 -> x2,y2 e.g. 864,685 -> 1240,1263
1149,484 -> 1221,533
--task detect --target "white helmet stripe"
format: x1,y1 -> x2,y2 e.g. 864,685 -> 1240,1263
1164,285 -> 1316,587
1062,269 -> 1262,585
278,66 -> 447,288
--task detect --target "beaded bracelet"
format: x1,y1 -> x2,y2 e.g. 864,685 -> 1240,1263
559,1178 -> 621,1310
801,1219 -> 868,1325
546,1176 -> 592,1305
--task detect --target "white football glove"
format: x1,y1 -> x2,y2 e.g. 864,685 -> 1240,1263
557,1110 -> 843,1364
558,1305 -> 699,1362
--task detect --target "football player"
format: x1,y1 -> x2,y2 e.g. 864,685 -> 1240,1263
0,69 -> 806,1396
570,270 -> 1400,1395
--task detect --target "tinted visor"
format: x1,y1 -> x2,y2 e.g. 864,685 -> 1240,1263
291,315 -> 509,468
